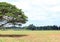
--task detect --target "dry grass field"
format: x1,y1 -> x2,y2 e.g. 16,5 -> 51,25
0,30 -> 60,42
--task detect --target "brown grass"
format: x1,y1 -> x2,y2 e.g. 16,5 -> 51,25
0,30 -> 60,42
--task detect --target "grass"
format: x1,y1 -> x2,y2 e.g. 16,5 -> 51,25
0,30 -> 60,42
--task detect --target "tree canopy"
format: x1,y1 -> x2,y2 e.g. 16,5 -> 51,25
0,2 -> 28,27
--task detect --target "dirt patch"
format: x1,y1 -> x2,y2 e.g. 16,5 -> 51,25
48,34 -> 60,37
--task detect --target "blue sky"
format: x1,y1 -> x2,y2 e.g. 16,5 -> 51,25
0,0 -> 60,26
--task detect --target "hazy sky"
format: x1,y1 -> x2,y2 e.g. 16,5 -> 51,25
0,0 -> 60,26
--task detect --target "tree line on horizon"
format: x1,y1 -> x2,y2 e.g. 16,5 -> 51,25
23,24 -> 60,30
0,24 -> 60,30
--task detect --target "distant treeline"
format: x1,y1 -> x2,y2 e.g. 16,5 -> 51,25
0,24 -> 60,30
23,24 -> 60,30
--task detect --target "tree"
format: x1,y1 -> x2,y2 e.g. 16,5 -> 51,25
52,25 -> 58,30
0,2 -> 28,27
58,26 -> 60,30
27,24 -> 36,30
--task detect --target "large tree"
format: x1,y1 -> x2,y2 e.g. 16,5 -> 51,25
0,2 -> 28,27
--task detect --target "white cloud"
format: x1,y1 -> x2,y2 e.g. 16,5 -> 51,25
12,2 -> 31,10
48,6 -> 60,12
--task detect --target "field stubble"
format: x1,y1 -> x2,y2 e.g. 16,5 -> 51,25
0,30 -> 60,42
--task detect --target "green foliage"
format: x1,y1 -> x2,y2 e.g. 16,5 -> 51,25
5,13 -> 14,17
26,24 -> 36,30
0,2 -> 28,27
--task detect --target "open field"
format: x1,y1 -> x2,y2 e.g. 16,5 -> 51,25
0,30 -> 60,42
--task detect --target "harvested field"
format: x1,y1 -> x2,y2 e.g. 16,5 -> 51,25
0,30 -> 60,42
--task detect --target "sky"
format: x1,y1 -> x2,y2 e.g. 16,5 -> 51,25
0,0 -> 60,26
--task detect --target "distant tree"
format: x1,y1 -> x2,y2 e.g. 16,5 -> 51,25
35,25 -> 59,30
52,25 -> 58,30
0,2 -> 28,27
27,24 -> 36,30
58,26 -> 60,30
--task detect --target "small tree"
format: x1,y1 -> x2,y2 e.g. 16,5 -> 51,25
27,24 -> 36,30
0,2 -> 28,27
